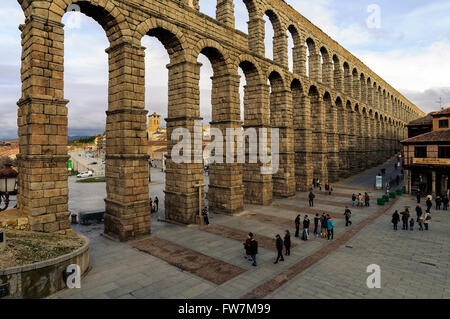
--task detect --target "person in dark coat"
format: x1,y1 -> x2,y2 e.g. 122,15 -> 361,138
401,208 -> 410,230
243,233 -> 253,261
274,234 -> 284,264
415,205 -> 423,222
154,196 -> 159,212
392,210 -> 400,230
202,206 -> 209,225
303,215 -> 310,240
248,233 -> 258,267
284,230 -> 291,256
320,213 -> 328,238
443,195 -> 449,210
313,214 -> 320,237
344,206 -> 352,226
416,191 -> 421,204
294,214 -> 301,237
435,196 -> 441,210
308,191 -> 315,207
426,197 -> 432,212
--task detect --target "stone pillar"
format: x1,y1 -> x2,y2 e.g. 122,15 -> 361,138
375,119 -> 382,165
273,33 -> 288,68
248,17 -> 265,57
361,80 -> 367,104
293,94 -> 313,191
344,72 -> 352,96
364,115 -> 372,168
311,95 -> 328,183
165,61 -> 204,225
104,42 -> 151,241
348,110 -> 358,174
243,83 -> 272,205
338,111 -> 349,178
333,68 -> 343,92
327,105 -> 339,182
322,62 -> 333,86
216,0 -> 235,28
292,45 -> 305,76
432,170 -> 436,196
357,113 -> 366,172
309,54 -> 321,82
208,73 -> 244,215
352,75 -> 360,100
17,15 -> 71,234
270,89 -> 295,197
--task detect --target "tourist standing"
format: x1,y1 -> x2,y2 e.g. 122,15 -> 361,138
443,195 -> 449,211
294,214 -> 301,237
352,194 -> 356,206
327,215 -> 334,240
274,234 -> 284,264
320,213 -> 328,238
344,206 -> 352,226
365,192 -> 370,207
416,190 -> 421,204
426,196 -> 432,212
249,233 -> 258,266
149,197 -> 153,213
154,196 -> 159,212
308,190 -> 315,207
401,208 -> 410,230
243,234 -> 253,261
392,210 -> 400,230
424,211 -> 431,230
358,193 -> 364,208
409,218 -> 415,231
415,205 -> 423,222
418,216 -> 424,231
202,206 -> 209,225
284,230 -> 291,256
313,214 -> 320,237
436,196 -> 441,210
303,215 -> 310,240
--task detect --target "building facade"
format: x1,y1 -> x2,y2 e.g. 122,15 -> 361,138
403,108 -> 450,195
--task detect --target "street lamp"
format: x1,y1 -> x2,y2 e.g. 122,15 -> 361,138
0,164 -> 18,212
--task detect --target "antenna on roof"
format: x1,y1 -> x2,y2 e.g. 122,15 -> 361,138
437,97 -> 443,110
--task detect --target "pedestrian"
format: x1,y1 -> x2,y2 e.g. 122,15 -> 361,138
274,234 -> 284,264
443,195 -> 449,211
249,233 -> 258,266
436,195 -> 441,210
313,178 -> 317,189
358,193 -> 364,208
424,210 -> 431,230
318,180 -> 322,191
328,184 -> 333,196
352,194 -> 356,206
284,230 -> 291,256
392,210 -> 400,230
365,192 -> 370,207
426,196 -> 432,212
308,190 -> 315,207
154,196 -> 159,212
202,206 -> 209,225
243,233 -> 253,261
327,215 -> 334,240
418,216 -> 424,231
415,204 -> 423,222
303,215 -> 310,240
149,197 -> 153,213
401,208 -> 410,230
409,218 -> 415,231
344,206 -> 352,226
416,190 -> 421,204
294,214 -> 301,237
320,213 -> 328,238
313,213 -> 320,237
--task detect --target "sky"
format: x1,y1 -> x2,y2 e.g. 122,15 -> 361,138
1,0 -> 450,140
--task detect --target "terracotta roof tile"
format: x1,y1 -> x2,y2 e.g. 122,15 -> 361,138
401,129 -> 450,144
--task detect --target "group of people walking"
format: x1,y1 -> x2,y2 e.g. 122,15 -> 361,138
352,193 -> 370,207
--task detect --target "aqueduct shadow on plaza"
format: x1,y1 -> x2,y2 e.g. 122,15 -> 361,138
15,0 -> 424,241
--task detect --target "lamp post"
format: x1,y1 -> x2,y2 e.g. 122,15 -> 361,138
0,164 -> 18,212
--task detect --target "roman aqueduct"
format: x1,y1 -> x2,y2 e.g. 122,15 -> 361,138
16,0 -> 424,241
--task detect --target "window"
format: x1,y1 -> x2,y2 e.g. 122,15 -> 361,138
438,146 -> 450,158
414,146 -> 427,158
439,119 -> 449,128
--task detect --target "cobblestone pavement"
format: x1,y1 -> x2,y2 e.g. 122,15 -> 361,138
50,158 -> 449,299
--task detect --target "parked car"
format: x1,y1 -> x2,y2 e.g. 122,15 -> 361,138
77,171 -> 93,178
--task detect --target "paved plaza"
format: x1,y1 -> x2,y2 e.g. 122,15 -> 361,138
51,159 -> 450,299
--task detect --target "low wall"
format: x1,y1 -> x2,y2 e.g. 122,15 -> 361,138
0,235 -> 90,299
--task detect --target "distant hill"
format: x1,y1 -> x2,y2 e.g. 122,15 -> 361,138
68,136 -> 92,141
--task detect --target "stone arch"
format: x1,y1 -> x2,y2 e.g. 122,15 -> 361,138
134,18 -> 186,52
43,0 -> 130,44
234,54 -> 264,84
320,47 -> 332,85
343,62 -> 351,95
287,24 -> 302,74
192,39 -> 233,74
332,54 -> 343,91
263,8 -> 287,65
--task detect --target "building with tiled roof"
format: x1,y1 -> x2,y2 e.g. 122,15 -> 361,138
402,107 -> 450,195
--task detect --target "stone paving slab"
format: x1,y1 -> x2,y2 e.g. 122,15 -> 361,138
273,203 -> 345,219
131,236 -> 247,285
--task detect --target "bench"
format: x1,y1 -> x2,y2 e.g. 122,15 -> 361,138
78,210 -> 104,225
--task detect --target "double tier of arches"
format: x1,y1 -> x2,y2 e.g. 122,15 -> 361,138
16,0 -> 419,241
